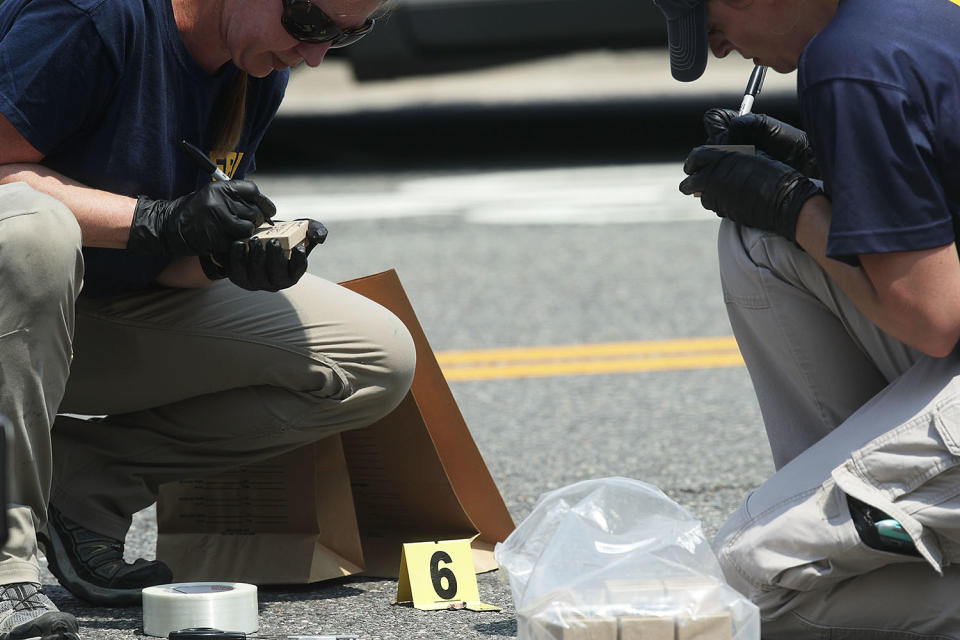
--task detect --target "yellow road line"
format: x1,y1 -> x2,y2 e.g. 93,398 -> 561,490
436,337 -> 744,381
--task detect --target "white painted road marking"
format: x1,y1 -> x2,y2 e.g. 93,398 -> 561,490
260,163 -> 713,225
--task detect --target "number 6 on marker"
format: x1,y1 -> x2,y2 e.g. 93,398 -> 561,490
429,550 -> 458,599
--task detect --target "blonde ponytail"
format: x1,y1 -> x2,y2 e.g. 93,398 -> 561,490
211,72 -> 249,156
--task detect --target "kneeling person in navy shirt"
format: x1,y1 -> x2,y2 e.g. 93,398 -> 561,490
0,0 -> 415,635
651,0 -> 960,635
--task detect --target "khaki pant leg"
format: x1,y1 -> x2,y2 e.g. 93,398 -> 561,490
763,562 -> 960,639
0,183 -> 83,582
717,220 -> 921,468
716,220 -> 960,635
53,274 -> 415,539
714,351 -> 960,636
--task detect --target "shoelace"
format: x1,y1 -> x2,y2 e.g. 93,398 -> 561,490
0,585 -> 48,612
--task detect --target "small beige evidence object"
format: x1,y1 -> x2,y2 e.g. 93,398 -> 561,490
521,578 -> 736,640
618,616 -> 675,640
250,220 -> 309,258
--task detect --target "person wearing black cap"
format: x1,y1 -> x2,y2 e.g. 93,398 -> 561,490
650,0 -> 960,636
652,0 -> 708,82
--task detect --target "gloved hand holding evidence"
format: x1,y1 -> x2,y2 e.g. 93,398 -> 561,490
127,180 -> 276,256
203,218 -> 328,292
679,146 -> 822,243
702,107 -> 821,179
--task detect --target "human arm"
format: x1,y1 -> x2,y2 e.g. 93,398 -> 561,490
790,73 -> 960,356
0,114 -> 139,249
0,161 -> 233,288
0,157 -> 234,288
681,145 -> 960,357
0,113 -> 279,287
0,115 -> 212,287
795,197 -> 960,358
0,118 -> 321,292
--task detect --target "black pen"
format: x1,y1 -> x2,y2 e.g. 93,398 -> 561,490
180,139 -> 232,181
179,139 -> 274,225
738,64 -> 767,116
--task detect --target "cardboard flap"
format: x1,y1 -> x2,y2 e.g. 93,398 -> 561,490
341,393 -> 479,576
340,269 -> 515,545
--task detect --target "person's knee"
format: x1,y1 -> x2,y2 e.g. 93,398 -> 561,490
296,306 -> 416,431
718,219 -> 817,299
0,185 -> 82,309
272,280 -> 418,431
363,317 -> 416,421
711,508 -> 760,600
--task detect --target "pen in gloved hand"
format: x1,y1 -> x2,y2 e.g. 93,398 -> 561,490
693,65 -> 768,198
738,64 -> 767,116
179,139 -> 274,226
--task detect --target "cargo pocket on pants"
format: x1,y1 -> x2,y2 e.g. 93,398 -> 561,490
832,395 -> 960,573
715,398 -> 960,608
716,480 -> 925,609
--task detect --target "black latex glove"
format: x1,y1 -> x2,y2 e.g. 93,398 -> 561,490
702,108 -> 820,178
201,219 -> 328,291
301,218 -> 329,249
128,180 -> 276,256
679,146 -> 822,242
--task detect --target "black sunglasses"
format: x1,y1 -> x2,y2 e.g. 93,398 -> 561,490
281,0 -> 375,47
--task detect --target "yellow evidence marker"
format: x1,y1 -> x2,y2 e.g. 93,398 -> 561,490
395,539 -> 501,611
250,220 -> 309,259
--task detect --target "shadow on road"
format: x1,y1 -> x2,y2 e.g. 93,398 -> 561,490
259,95 -> 800,173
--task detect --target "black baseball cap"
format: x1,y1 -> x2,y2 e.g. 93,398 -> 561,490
652,0 -> 708,82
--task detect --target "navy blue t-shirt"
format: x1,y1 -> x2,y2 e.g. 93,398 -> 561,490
798,0 -> 960,264
0,0 -> 288,296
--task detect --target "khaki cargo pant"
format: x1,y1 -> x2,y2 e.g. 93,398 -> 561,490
0,182 -> 416,584
716,219 -> 960,638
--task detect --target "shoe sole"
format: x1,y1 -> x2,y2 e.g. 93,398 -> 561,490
0,611 -> 79,640
37,529 -> 143,608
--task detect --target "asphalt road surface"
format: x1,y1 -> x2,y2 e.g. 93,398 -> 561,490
49,161 -> 775,640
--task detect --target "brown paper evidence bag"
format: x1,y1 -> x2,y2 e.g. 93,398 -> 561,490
155,269 -> 515,583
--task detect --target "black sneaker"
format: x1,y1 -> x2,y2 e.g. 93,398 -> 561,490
0,583 -> 78,640
37,506 -> 172,607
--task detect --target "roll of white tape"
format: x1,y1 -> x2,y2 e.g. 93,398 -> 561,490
142,583 -> 259,638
